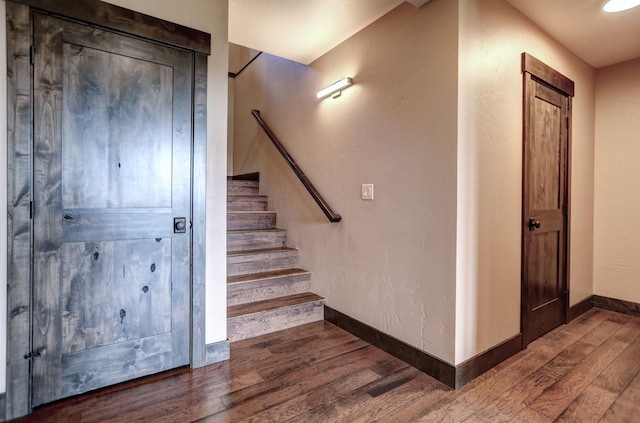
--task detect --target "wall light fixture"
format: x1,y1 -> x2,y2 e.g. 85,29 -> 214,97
316,77 -> 353,100
602,0 -> 640,12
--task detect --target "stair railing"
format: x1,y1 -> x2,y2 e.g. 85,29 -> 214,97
251,109 -> 342,223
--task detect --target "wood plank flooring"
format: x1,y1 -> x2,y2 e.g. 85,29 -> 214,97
11,308 -> 640,422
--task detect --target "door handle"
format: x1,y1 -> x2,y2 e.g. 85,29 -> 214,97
174,217 -> 187,233
528,218 -> 541,231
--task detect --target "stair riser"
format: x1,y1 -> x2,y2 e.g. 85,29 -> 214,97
228,253 -> 299,277
227,181 -> 259,195
227,300 -> 324,342
228,231 -> 287,251
228,213 -> 276,230
228,274 -> 311,306
227,196 -> 268,212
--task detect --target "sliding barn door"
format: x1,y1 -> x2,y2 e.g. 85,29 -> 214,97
32,12 -> 193,406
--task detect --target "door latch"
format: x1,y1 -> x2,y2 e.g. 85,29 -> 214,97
528,218 -> 541,231
24,351 -> 42,360
174,217 -> 187,233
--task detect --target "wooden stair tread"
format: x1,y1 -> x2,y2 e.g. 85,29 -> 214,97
228,246 -> 296,257
227,180 -> 258,185
228,210 -> 274,214
227,181 -> 259,195
228,293 -> 324,319
227,194 -> 268,198
228,228 -> 286,235
227,210 -> 276,230
227,228 -> 287,250
227,195 -> 268,212
228,268 -> 310,285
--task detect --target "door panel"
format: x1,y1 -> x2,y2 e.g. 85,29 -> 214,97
61,239 -> 172,353
62,44 -> 174,209
527,232 -> 560,309
61,333 -> 173,395
32,13 -> 193,406
522,70 -> 570,345
530,88 -> 562,211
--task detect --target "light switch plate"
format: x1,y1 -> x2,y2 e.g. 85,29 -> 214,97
362,184 -> 374,200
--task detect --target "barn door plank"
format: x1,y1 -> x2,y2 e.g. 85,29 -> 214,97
6,2 -> 36,418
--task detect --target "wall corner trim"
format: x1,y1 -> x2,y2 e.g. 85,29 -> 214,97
205,340 -> 230,365
324,306 -> 526,390
325,306 -> 456,387
567,295 -> 594,322
454,334 -> 522,389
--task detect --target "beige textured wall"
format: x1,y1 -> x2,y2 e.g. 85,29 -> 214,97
234,0 -> 459,363
594,58 -> 640,303
457,0 -> 596,362
103,0 -> 229,344
228,44 -> 264,176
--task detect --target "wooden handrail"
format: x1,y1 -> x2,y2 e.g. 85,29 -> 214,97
251,109 -> 342,223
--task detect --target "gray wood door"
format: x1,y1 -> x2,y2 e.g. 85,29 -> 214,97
32,12 -> 193,406
521,54 -> 573,346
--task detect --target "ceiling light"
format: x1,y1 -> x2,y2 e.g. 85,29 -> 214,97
316,77 -> 353,100
602,0 -> 640,12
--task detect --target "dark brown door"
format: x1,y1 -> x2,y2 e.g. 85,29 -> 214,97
32,13 -> 193,406
521,54 -> 573,346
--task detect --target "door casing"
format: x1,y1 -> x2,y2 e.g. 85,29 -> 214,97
520,52 -> 575,347
5,0 -> 210,419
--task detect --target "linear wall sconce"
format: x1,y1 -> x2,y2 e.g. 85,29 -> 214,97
317,77 -> 353,99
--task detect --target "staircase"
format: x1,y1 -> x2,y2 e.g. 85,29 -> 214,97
227,179 -> 325,342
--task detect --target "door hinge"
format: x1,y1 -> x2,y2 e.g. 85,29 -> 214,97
30,45 -> 35,65
566,117 -> 569,129
562,204 -> 568,215
30,201 -> 34,219
24,351 -> 41,360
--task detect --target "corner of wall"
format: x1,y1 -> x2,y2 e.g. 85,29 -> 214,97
593,58 -> 640,304
455,0 -> 596,364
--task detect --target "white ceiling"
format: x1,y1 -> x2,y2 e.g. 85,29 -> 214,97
505,0 -> 640,68
229,0 -> 640,69
228,0 -> 429,65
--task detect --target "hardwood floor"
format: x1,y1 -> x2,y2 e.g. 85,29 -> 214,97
11,308 -> 640,422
